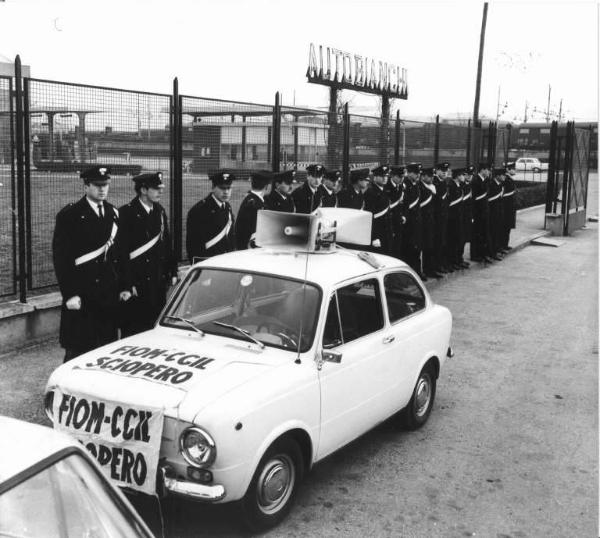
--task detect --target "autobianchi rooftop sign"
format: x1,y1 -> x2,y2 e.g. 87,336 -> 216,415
306,43 -> 407,99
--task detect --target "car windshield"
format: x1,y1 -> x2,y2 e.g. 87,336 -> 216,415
161,268 -> 321,352
0,453 -> 151,538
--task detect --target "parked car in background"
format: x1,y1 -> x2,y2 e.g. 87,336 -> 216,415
0,416 -> 155,538
515,157 -> 548,172
44,209 -> 453,531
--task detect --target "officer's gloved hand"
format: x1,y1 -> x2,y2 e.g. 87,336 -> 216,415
171,276 -> 178,286
119,290 -> 132,302
371,239 -> 381,248
401,216 -> 407,224
65,296 -> 81,310
131,286 -> 138,297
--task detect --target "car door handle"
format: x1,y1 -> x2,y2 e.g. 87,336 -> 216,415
383,335 -> 395,344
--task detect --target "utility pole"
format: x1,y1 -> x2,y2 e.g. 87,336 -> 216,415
558,98 -> 563,122
524,100 -> 528,123
545,84 -> 551,124
472,2 -> 489,126
495,85 -> 501,122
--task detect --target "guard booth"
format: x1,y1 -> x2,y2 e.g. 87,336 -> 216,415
545,121 -> 592,236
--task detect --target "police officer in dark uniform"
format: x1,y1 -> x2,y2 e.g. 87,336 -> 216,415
460,165 -> 474,267
186,171 -> 236,262
364,165 -> 392,253
386,165 -> 406,259
470,162 -> 493,263
292,164 -> 324,214
446,168 -> 466,269
264,170 -> 296,212
52,165 -> 131,361
235,170 -> 272,249
433,162 -> 450,273
401,162 -> 423,275
319,169 -> 340,207
419,167 -> 439,278
119,172 -> 178,337
501,162 -> 517,252
487,167 -> 505,259
338,168 -> 369,209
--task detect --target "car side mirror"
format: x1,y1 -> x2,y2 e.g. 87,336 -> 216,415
322,349 -> 342,364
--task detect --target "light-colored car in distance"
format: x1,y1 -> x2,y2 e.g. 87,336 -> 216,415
514,157 -> 548,172
0,415 -> 155,538
44,208 -> 453,531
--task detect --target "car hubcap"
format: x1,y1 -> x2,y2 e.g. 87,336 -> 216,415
415,375 -> 431,417
256,454 -> 295,514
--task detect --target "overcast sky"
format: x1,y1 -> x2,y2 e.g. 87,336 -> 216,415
0,0 -> 597,122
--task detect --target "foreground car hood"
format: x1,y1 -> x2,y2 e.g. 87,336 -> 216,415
46,328 -> 289,423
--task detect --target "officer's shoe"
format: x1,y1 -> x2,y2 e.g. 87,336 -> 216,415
482,256 -> 494,263
491,254 -> 503,261
460,261 -> 471,268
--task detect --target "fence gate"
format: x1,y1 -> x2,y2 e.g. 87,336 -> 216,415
546,121 -> 591,235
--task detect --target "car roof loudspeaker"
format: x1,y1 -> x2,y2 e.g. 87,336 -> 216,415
255,211 -> 316,250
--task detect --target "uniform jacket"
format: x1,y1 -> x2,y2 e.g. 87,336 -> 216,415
471,173 -> 489,221
119,197 -> 176,313
419,181 -> 435,250
502,175 -> 517,229
385,181 -> 405,232
447,180 -> 464,246
318,184 -> 337,207
264,190 -> 295,213
52,196 -> 128,348
401,179 -> 422,249
432,175 -> 449,248
291,182 -> 322,214
487,178 -> 504,248
337,186 -> 364,210
461,182 -> 473,242
186,194 -> 235,262
235,191 -> 265,249
364,184 -> 392,248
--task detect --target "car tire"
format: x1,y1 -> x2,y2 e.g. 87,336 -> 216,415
239,437 -> 304,532
399,363 -> 436,430
533,167 -> 541,172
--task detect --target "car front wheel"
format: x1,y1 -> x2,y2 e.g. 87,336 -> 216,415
399,363 -> 436,430
239,437 -> 304,531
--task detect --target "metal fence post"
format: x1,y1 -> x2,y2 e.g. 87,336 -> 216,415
14,56 -> 27,303
394,110 -> 400,165
433,114 -> 440,165
171,78 -> 183,261
562,121 -> 574,235
545,121 -> 558,220
466,119 -> 472,165
342,103 -> 350,184
272,92 -> 281,172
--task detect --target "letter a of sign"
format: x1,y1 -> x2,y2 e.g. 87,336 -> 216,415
308,43 -> 318,78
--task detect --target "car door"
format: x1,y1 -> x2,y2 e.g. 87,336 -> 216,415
316,277 -> 398,459
379,270 -> 433,409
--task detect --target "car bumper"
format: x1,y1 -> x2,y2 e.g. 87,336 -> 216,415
159,465 -> 226,502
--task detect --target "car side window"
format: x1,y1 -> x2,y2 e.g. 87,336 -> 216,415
335,278 -> 384,344
384,272 -> 426,323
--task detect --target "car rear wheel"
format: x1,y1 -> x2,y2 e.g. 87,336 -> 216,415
239,437 -> 304,531
399,363 -> 436,430
533,167 -> 541,172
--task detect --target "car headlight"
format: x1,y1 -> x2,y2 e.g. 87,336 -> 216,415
44,391 -> 54,421
179,427 -> 216,468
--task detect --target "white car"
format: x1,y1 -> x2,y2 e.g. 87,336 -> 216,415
514,157 -> 548,172
0,416 -> 154,538
45,209 -> 453,531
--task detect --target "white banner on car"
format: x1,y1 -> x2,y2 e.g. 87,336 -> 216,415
53,390 -> 164,495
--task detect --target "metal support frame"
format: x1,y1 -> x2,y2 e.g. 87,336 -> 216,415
172,78 -> 183,260
342,103 -> 350,184
433,114 -> 440,165
272,92 -> 281,172
14,56 -> 27,303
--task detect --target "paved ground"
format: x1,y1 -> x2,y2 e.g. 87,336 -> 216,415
0,204 -> 597,537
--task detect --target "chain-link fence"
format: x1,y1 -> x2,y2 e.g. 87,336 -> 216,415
0,75 -> 16,297
3,56 -> 544,301
23,78 -> 172,290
